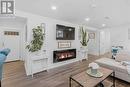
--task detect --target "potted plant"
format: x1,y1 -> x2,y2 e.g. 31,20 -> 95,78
80,26 -> 89,50
26,26 -> 45,55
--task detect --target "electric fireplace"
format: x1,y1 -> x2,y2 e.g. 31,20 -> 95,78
53,49 -> 76,63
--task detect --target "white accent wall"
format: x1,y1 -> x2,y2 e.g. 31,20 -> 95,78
15,10 -> 80,75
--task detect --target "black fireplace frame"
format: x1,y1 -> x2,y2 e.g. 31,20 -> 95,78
53,49 -> 76,63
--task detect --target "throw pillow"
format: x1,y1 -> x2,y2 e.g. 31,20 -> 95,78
115,51 -> 130,62
121,61 -> 130,66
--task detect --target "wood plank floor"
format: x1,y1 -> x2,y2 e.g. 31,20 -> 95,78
2,54 -> 130,87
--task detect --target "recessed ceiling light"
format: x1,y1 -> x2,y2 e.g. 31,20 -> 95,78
104,16 -> 110,19
102,24 -> 106,27
91,4 -> 96,8
51,6 -> 57,10
85,18 -> 90,21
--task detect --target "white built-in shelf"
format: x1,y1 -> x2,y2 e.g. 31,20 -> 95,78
30,53 -> 48,77
31,55 -> 48,60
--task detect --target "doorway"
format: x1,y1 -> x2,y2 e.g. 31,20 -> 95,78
0,16 -> 27,62
99,29 -> 111,55
1,29 -> 20,62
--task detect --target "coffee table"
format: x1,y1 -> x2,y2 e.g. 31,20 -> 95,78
69,67 -> 115,87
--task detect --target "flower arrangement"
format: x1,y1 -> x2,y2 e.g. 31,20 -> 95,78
88,62 -> 100,69
88,62 -> 100,74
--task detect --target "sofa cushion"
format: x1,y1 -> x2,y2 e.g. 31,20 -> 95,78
115,51 -> 130,62
0,48 -> 10,56
0,54 -> 6,80
95,58 -> 127,74
121,61 -> 130,66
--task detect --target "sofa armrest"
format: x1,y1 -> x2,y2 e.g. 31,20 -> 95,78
0,48 -> 10,56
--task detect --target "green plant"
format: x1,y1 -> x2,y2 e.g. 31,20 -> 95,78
80,26 -> 89,46
26,26 -> 44,52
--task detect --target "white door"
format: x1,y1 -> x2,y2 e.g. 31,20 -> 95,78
99,30 -> 111,55
99,31 -> 105,55
2,30 -> 20,62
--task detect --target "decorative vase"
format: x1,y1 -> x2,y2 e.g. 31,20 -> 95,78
91,68 -> 98,75
81,46 -> 88,50
32,50 -> 42,56
80,46 -> 88,60
88,62 -> 100,75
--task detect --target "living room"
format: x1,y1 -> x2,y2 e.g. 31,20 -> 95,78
0,0 -> 130,87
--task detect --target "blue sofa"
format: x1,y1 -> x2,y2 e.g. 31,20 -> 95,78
0,48 -> 10,87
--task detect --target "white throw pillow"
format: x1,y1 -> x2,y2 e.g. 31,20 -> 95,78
121,61 -> 130,66
115,51 -> 130,62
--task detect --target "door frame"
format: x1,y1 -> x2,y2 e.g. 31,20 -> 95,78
0,26 -> 25,61
99,30 -> 105,55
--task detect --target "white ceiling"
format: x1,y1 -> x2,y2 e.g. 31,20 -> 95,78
0,16 -> 27,28
16,0 -> 130,28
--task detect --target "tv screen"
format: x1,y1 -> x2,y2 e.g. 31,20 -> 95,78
56,24 -> 75,40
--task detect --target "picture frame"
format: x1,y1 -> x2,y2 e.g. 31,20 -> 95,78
89,33 -> 95,39
56,30 -> 63,38
58,42 -> 71,48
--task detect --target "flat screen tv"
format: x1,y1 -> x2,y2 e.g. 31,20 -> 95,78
56,24 -> 75,40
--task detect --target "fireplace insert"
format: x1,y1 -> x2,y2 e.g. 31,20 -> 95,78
53,49 -> 76,63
